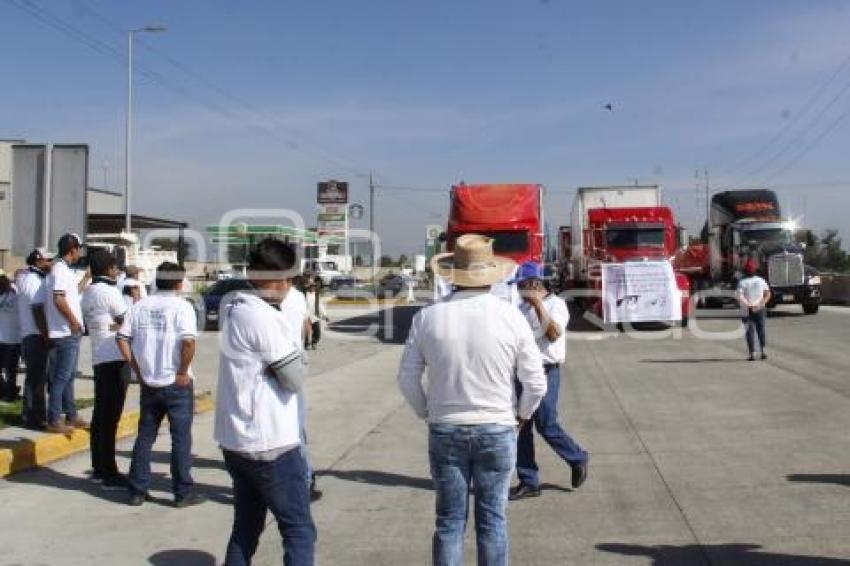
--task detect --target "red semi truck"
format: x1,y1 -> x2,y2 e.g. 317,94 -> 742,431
560,185 -> 691,326
443,183 -> 544,264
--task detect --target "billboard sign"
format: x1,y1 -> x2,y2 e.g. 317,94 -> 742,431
317,180 -> 348,204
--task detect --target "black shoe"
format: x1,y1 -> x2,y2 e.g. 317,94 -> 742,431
761,351 -> 767,360
128,492 -> 151,506
101,474 -> 131,490
174,492 -> 207,508
509,483 -> 541,501
310,474 -> 323,502
570,460 -> 588,489
748,353 -> 756,361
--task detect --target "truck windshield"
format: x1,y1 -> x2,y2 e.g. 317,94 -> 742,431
605,228 -> 665,248
457,231 -> 529,254
741,229 -> 792,246
319,261 -> 338,271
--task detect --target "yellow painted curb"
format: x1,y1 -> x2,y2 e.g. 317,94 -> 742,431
0,392 -> 214,478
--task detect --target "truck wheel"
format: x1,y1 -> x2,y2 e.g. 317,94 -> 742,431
802,302 -> 819,315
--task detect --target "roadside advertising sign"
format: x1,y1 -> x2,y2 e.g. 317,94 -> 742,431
317,180 -> 348,204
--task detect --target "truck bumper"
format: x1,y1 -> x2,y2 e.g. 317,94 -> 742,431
770,285 -> 821,305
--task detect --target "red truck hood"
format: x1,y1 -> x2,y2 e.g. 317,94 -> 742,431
449,184 -> 540,229
448,183 -> 542,263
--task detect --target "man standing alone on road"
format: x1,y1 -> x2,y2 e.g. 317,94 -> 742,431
738,259 -> 771,361
117,262 -> 204,508
16,248 -> 52,429
81,249 -> 130,488
398,234 -> 547,566
216,238 -> 315,565
509,262 -> 589,501
45,233 -> 88,434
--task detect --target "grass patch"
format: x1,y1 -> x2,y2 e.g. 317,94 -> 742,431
0,397 -> 94,429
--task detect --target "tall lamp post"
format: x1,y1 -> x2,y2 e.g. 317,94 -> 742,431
125,25 -> 167,235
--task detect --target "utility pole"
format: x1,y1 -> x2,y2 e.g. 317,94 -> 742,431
369,172 -> 376,288
704,168 -> 710,226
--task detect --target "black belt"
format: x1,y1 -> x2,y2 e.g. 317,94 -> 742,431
543,363 -> 560,371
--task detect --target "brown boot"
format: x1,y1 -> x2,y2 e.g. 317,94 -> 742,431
46,421 -> 74,435
67,416 -> 90,429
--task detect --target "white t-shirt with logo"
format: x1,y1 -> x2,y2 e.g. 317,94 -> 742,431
215,291 -> 301,453
520,294 -> 569,364
118,293 -> 197,387
81,282 -> 128,366
738,276 -> 770,307
279,288 -> 307,351
0,292 -> 20,345
45,260 -> 84,339
16,270 -> 47,338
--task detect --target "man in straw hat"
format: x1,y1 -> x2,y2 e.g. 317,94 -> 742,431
398,234 -> 547,566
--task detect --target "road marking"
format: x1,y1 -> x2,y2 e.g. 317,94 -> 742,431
821,305 -> 850,315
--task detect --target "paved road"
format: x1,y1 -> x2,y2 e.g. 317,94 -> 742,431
2,303 -> 849,565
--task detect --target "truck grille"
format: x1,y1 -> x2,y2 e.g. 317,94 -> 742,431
768,253 -> 804,287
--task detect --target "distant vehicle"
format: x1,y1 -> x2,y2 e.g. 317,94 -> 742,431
201,278 -> 249,330
674,189 -> 821,314
302,259 -> 346,286
443,183 -> 544,265
377,273 -> 416,297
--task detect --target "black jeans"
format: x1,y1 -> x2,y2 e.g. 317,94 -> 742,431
90,361 -> 128,478
0,343 -> 20,397
21,335 -> 48,427
128,382 -> 195,499
223,448 -> 316,566
310,321 -> 321,346
744,308 -> 767,353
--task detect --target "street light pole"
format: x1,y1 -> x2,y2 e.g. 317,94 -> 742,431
125,26 -> 166,235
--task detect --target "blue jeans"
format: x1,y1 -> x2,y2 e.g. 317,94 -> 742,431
223,448 -> 316,566
429,423 -> 516,566
743,308 -> 767,353
516,366 -> 587,489
47,335 -> 80,424
128,382 -> 194,499
21,335 -> 48,427
297,391 -> 313,487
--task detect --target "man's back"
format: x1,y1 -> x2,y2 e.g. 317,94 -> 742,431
119,293 -> 196,385
399,292 -> 545,427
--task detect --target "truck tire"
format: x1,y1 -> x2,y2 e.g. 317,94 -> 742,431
802,302 -> 819,315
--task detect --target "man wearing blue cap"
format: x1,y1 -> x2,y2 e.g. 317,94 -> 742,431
510,261 -> 589,500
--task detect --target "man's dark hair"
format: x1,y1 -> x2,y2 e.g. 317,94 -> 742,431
57,233 -> 81,257
248,238 -> 296,272
89,248 -> 117,278
26,250 -> 41,266
155,262 -> 185,291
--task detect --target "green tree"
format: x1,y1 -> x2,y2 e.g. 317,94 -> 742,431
379,255 -> 395,267
802,229 -> 850,273
398,254 -> 409,267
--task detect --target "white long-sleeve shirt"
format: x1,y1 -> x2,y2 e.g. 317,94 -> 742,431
397,291 -> 547,426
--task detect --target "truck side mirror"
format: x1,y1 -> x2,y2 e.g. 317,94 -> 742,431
677,228 -> 689,249
438,232 -> 447,242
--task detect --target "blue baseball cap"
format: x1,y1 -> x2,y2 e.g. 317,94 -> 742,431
511,261 -> 544,284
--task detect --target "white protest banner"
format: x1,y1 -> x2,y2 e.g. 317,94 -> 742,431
601,261 -> 681,323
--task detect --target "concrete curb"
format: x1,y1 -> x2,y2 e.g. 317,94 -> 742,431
0,393 -> 215,477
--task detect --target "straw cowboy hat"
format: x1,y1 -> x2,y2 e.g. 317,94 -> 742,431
430,234 -> 516,287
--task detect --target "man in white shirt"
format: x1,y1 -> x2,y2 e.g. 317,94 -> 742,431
737,259 -> 772,361
304,280 -> 328,350
398,234 -> 546,566
509,262 -> 589,501
216,238 -> 315,565
16,248 -> 53,429
81,249 -> 129,488
280,275 -> 322,502
117,262 -> 204,508
0,272 -> 21,402
45,233 -> 87,434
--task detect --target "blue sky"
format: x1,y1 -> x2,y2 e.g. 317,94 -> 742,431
2,0 -> 850,257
